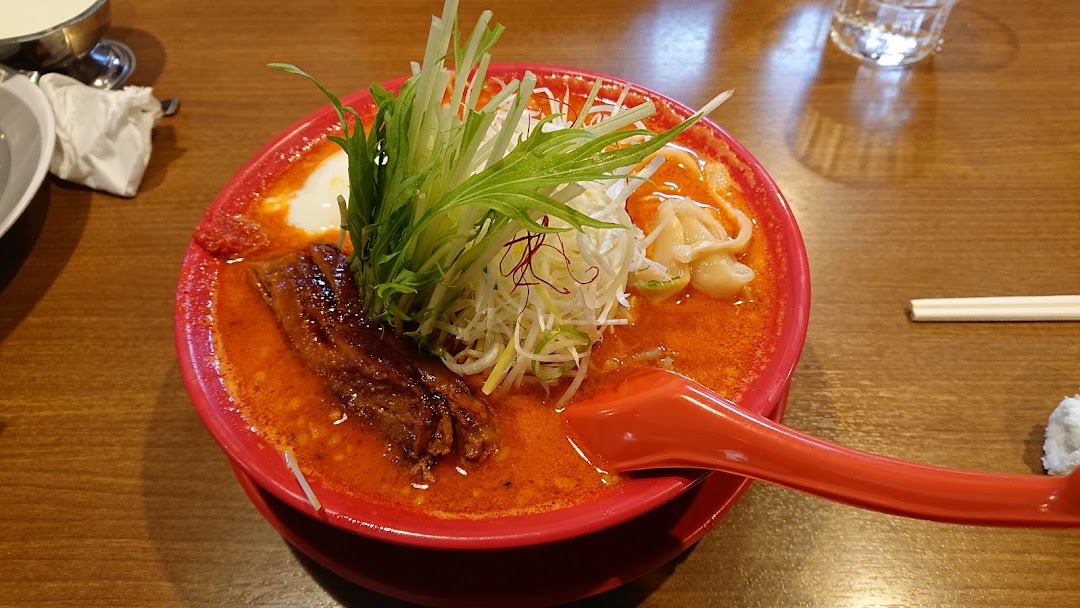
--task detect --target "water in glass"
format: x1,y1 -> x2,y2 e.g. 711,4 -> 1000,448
830,0 -> 958,67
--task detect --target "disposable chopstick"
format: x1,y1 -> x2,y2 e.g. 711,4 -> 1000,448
908,295 -> 1080,322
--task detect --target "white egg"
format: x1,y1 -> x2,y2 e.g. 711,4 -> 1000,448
285,149 -> 349,234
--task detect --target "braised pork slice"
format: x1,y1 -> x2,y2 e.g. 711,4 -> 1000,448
248,243 -> 498,480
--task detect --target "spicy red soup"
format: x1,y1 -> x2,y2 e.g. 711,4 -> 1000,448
206,82 -> 783,520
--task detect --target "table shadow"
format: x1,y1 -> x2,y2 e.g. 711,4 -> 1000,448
138,124 -> 186,195
786,43 -> 941,187
781,3 -> 1018,187
287,547 -> 431,608
106,26 -> 167,87
0,182 -> 50,294
1025,423 -> 1048,475
0,179 -> 91,343
561,548 -> 693,607
141,364 -> 320,606
290,538 -> 694,608
930,4 -> 1019,73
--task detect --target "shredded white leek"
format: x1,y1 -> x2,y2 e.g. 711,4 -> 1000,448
436,90 -> 676,403
275,0 -> 735,405
283,448 -> 323,513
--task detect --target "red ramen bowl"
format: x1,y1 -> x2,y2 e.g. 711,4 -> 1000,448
174,64 -> 810,551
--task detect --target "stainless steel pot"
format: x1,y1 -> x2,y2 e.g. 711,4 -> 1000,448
0,0 -> 135,89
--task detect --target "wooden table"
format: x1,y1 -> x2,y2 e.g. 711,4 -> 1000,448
3,1 -> 1079,605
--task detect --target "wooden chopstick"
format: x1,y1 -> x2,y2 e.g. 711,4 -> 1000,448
908,295 -> 1080,322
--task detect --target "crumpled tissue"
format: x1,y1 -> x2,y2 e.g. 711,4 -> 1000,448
1044,393 -> 1080,475
38,73 -> 163,197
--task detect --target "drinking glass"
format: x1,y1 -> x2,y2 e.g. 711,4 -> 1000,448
829,0 -> 958,67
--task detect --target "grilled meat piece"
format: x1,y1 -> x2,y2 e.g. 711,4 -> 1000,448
249,243 -> 498,480
412,356 -> 501,464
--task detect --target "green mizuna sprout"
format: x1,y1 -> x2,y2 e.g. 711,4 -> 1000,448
271,0 -> 731,402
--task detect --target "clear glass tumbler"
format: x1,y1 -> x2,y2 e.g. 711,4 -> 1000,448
829,0 -> 958,67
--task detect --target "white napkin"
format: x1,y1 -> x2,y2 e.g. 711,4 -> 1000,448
37,73 -> 163,197
1044,393 -> 1080,475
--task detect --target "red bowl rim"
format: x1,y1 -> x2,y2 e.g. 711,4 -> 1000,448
174,63 -> 811,551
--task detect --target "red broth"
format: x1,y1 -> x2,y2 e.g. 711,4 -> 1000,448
208,85 -> 782,520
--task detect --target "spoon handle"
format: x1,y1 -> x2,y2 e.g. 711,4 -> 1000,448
569,370 -> 1080,527
685,385 -> 1079,527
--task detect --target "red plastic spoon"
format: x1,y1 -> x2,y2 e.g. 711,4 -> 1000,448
563,367 -> 1080,527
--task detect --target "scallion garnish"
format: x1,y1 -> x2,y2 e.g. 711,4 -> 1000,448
272,0 -> 731,401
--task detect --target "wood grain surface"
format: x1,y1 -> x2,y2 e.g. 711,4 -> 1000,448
2,1 -> 1079,606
